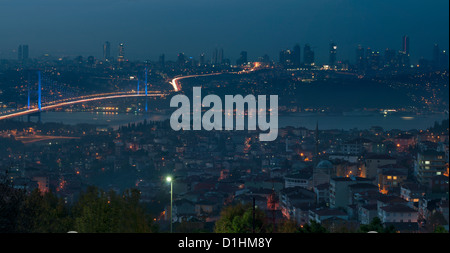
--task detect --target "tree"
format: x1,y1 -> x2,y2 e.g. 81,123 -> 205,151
297,221 -> 328,233
0,182 -> 26,232
277,219 -> 298,233
16,189 -> 72,233
358,217 -> 396,233
214,203 -> 270,233
426,211 -> 448,233
434,225 -> 448,233
72,186 -> 156,233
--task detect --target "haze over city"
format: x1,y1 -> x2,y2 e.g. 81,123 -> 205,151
0,0 -> 448,63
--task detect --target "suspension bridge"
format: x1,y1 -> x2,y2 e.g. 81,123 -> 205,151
0,69 -> 225,122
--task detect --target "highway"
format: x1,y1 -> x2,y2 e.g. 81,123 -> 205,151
0,92 -> 164,121
0,71 -> 228,121
169,72 -> 224,92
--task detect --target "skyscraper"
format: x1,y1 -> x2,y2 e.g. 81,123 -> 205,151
329,42 -> 337,67
117,43 -> 125,67
402,35 -> 410,55
177,52 -> 186,65
218,48 -> 224,65
279,49 -> 292,67
440,50 -> 449,69
303,44 -> 315,66
384,48 -> 397,68
18,44 -> 29,62
433,43 -> 440,68
22,45 -> 29,60
292,44 -> 301,68
367,49 -> 380,70
18,45 -> 22,61
159,54 -> 165,68
433,44 -> 449,69
400,35 -> 410,67
199,53 -> 206,66
356,44 -> 365,71
103,41 -> 111,61
236,51 -> 248,66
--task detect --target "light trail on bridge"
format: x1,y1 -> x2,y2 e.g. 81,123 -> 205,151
0,92 -> 164,121
169,72 -> 224,92
1,71 -> 240,121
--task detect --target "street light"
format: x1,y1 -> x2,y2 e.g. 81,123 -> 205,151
166,176 -> 173,233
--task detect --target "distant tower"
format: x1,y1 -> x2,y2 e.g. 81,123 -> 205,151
18,44 -> 29,62
177,52 -> 186,65
103,41 -> 111,61
279,49 -> 292,67
212,48 -> 218,65
117,43 -> 125,67
367,48 -> 380,70
329,42 -> 337,67
303,44 -> 315,66
199,53 -> 206,66
218,48 -> 224,64
22,45 -> 29,60
433,43 -> 440,68
292,44 -> 301,67
356,44 -> 365,71
18,45 -> 22,61
236,51 -> 248,66
401,35 -> 410,67
384,48 -> 397,68
402,35 -> 410,55
159,54 -> 165,68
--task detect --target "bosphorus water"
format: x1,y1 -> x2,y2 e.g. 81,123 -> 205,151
31,111 -> 449,131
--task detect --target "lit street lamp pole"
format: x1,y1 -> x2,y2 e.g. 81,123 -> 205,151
166,176 -> 173,233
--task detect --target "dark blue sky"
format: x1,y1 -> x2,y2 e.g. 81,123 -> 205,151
0,0 -> 448,64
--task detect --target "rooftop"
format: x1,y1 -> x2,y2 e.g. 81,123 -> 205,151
380,204 -> 416,213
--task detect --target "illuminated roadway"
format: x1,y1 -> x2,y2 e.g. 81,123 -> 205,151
0,71 -> 231,121
0,92 -> 165,121
169,72 -> 225,92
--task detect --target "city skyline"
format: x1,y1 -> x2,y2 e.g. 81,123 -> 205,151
0,0 -> 448,63
3,36 -> 449,67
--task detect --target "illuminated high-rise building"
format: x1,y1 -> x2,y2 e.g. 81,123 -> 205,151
433,44 -> 440,66
103,41 -> 111,61
366,49 -> 380,70
402,35 -> 410,55
433,44 -> 449,69
279,49 -> 292,67
329,42 -> 337,67
400,35 -> 410,67
199,53 -> 206,66
177,52 -> 186,65
384,48 -> 397,68
117,43 -> 125,67
356,44 -> 365,71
